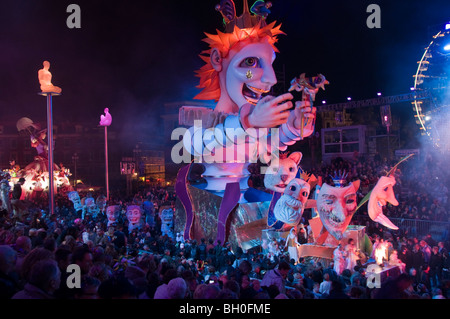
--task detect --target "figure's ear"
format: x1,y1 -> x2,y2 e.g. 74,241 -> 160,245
210,48 -> 223,72
288,152 -> 303,166
351,180 -> 361,191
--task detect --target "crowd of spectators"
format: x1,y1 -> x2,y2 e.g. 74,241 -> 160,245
0,150 -> 449,300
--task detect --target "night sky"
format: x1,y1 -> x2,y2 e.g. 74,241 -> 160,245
1,0 -> 449,145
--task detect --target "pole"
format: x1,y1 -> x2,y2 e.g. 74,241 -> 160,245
46,94 -> 55,215
105,126 -> 110,200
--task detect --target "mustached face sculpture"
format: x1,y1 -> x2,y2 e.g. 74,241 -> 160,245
273,178 -> 310,226
368,176 -> 399,230
317,180 -> 360,240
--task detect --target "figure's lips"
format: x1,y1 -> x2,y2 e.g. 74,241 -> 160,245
321,209 -> 345,228
275,183 -> 287,189
242,84 -> 270,105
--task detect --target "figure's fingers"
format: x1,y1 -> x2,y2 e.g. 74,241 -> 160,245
270,93 -> 294,106
258,95 -> 275,105
274,110 -> 290,121
274,100 -> 293,112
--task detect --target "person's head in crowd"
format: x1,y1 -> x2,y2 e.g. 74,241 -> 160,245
71,246 -> 93,275
217,288 -> 238,299
15,236 -> 32,254
43,237 -> 57,252
88,263 -> 112,283
97,274 -> 137,299
75,276 -> 101,299
224,279 -> 240,298
277,261 -> 291,279
167,277 -> 187,299
0,245 -> 17,275
287,289 -> 303,299
28,259 -> 61,296
193,283 -> 220,299
54,247 -> 72,273
124,265 -> 147,295
161,268 -> 178,285
20,247 -> 54,282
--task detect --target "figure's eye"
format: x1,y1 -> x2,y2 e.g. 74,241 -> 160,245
325,199 -> 334,205
383,187 -> 388,192
240,57 -> 260,68
290,185 -> 297,192
289,167 -> 295,172
302,191 -> 309,197
346,199 -> 355,205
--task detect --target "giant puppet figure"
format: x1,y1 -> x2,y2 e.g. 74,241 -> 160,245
175,0 -> 326,249
126,205 -> 143,232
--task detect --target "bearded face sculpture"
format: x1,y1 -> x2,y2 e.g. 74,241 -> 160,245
273,178 -> 310,226
316,180 -> 360,240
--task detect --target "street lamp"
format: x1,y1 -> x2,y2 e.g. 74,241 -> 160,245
72,153 -> 79,190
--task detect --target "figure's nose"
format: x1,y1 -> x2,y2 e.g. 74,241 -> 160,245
280,174 -> 288,182
261,65 -> 277,88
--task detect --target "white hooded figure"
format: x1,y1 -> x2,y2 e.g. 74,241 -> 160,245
333,244 -> 346,275
284,228 -> 300,264
176,232 -> 185,244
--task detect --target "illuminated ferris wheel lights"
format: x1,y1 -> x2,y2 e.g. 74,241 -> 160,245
445,23 -> 450,30
444,44 -> 450,51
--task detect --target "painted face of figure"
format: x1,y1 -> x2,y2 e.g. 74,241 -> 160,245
220,37 -> 277,109
126,205 -> 141,224
160,208 -> 174,225
368,176 -> 399,230
264,152 -> 302,193
85,198 -> 96,212
106,205 -> 120,225
316,181 -> 360,240
273,178 -> 310,226
96,195 -> 107,211
68,191 -> 82,211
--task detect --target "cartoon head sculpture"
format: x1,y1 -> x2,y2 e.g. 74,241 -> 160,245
264,152 -> 302,193
96,195 -> 107,212
160,208 -> 174,238
68,191 -> 82,212
316,180 -> 360,241
84,197 -> 96,213
273,178 -> 310,226
194,0 -> 284,113
368,175 -> 399,230
126,205 -> 142,230
106,205 -> 120,227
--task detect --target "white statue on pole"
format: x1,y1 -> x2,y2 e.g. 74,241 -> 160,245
38,61 -> 62,94
99,108 -> 112,126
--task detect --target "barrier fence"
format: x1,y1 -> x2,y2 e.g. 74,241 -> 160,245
389,218 -> 450,242
353,215 -> 450,241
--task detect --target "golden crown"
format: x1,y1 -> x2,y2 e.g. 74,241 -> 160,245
215,0 -> 273,33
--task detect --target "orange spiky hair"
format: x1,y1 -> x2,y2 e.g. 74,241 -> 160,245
194,20 -> 284,101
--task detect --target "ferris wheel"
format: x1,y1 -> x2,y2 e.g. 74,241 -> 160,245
412,23 -> 450,150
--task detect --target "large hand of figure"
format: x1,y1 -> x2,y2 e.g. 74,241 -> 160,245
247,93 -> 293,128
289,100 -> 317,138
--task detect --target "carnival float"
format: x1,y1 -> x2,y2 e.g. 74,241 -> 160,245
173,1 -> 408,278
